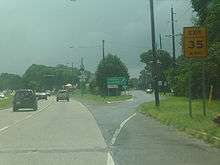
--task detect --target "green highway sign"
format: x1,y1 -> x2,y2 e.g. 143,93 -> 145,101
107,77 -> 128,86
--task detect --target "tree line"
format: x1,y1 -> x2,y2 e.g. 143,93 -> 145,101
139,0 -> 220,99
0,64 -> 92,91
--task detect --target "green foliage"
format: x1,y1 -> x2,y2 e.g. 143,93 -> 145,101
0,73 -> 23,90
172,0 -> 220,99
138,69 -> 151,90
22,64 -> 90,91
95,54 -> 129,94
161,1 -> 220,98
191,0 -> 220,42
0,96 -> 13,110
128,78 -> 139,89
139,49 -> 173,90
140,49 -> 173,72
139,97 -> 220,147
72,89 -> 132,103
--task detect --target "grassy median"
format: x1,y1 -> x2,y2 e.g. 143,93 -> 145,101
139,97 -> 220,147
0,96 -> 13,110
72,90 -> 132,103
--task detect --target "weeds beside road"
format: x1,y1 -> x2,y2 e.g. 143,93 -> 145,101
0,96 -> 13,110
139,97 -> 220,147
71,90 -> 132,103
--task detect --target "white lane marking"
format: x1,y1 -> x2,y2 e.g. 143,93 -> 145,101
0,101 -> 53,135
24,115 -> 32,120
77,101 -> 116,165
0,126 -> 9,132
110,113 -> 136,145
107,152 -> 115,165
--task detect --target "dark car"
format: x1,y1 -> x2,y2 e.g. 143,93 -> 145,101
13,89 -> 38,111
56,90 -> 69,102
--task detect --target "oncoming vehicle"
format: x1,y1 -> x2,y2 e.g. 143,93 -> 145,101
0,93 -> 5,99
56,90 -> 69,102
13,89 -> 38,111
146,88 -> 153,94
36,92 -> 48,100
45,90 -> 51,97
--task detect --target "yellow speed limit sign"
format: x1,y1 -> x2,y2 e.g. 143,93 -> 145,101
183,27 -> 208,58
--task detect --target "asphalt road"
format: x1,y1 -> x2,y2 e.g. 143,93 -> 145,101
82,90 -> 220,165
0,91 -> 219,165
0,97 -> 109,165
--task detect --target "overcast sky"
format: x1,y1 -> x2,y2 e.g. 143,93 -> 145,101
0,0 -> 194,77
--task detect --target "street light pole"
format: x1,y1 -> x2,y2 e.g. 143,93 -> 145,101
171,7 -> 176,67
149,0 -> 160,106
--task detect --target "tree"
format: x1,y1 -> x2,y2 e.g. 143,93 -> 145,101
191,0 -> 220,42
95,54 -> 129,95
184,0 -> 220,99
140,49 -> 173,72
128,78 -> 139,89
140,50 -> 173,91
22,64 -> 89,91
0,73 -> 23,90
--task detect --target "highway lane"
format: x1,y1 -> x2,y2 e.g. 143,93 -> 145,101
82,90 -> 155,145
0,97 -> 53,130
82,90 -> 220,165
0,98 -> 109,165
0,91 -> 219,165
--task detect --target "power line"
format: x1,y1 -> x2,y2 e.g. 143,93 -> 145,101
106,40 -> 147,49
69,45 -> 101,49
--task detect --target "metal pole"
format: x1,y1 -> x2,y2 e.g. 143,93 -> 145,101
149,0 -> 160,106
188,60 -> 192,117
72,62 -> 74,84
102,40 -> 106,97
202,61 -> 207,116
159,34 -> 162,49
102,40 -> 105,60
171,7 -> 176,67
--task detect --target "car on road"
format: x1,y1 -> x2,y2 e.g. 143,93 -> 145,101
0,93 -> 5,98
45,90 -> 51,97
146,88 -> 153,94
13,89 -> 38,111
56,90 -> 69,102
36,92 -> 48,100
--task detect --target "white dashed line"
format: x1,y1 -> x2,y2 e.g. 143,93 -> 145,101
107,152 -> 115,165
0,126 -> 9,132
0,101 -> 53,135
110,113 -> 136,145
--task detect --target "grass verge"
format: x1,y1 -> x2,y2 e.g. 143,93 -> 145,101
71,90 -> 132,103
0,96 -> 13,110
139,97 -> 220,147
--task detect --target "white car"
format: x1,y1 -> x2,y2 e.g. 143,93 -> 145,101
0,93 -> 5,98
36,92 -> 48,100
146,89 -> 153,94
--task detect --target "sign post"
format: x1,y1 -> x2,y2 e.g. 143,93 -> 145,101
188,60 -> 192,118
107,77 -> 128,96
202,61 -> 207,116
183,27 -> 208,117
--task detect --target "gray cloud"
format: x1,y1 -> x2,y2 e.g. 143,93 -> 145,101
0,0 -> 193,77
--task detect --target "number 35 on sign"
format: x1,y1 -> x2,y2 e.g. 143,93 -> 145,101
183,27 -> 208,58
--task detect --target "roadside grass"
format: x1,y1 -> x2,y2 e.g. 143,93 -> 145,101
71,90 -> 132,103
0,96 -> 13,110
139,97 -> 220,147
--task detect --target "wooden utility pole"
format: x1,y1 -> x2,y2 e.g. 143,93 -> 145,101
149,0 -> 160,106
